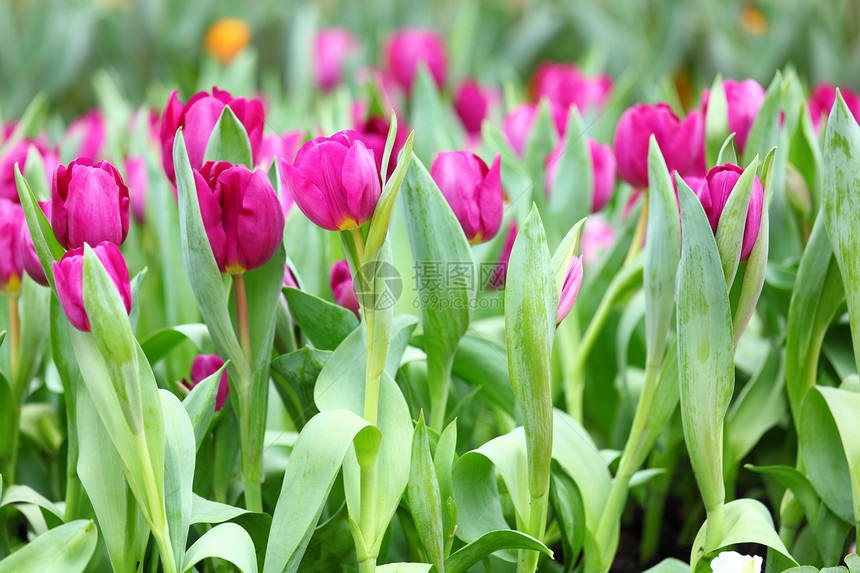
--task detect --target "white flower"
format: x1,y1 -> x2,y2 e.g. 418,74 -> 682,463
710,551 -> 763,573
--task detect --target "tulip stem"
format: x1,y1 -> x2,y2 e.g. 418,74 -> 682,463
624,193 -> 649,265
232,273 -> 252,364
9,294 -> 19,378
351,228 -> 366,266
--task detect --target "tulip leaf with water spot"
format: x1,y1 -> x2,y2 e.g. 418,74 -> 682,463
263,410 -> 380,573
545,107 -> 592,241
14,166 -> 64,289
689,499 -> 795,573
283,287 -> 358,350
0,519 -> 97,573
408,412 -> 444,572
402,155 -> 476,430
204,105 -> 253,166
714,155 -> 758,288
822,91 -> 860,371
675,177 -> 734,535
705,75 -> 730,167
183,522 -> 258,573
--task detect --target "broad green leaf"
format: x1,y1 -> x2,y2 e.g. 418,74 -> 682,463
204,106 -> 253,166
822,90 -> 860,370
445,530 -> 552,573
743,71 -> 785,165
14,166 -> 64,289
270,346 -> 329,426
705,75 -> 730,167
690,499 -> 795,573
139,324 -> 209,366
744,465 -> 820,528
408,412 -> 444,572
549,461 -> 585,573
0,520 -> 97,573
0,484 -> 64,525
505,205 -> 556,505
263,410 -> 380,573
714,155 -> 759,287
182,362 -> 228,450
545,108 -> 592,241
675,177 -> 734,520
161,390 -> 196,570
523,99 -> 559,192
183,522 -> 258,573
283,287 -> 359,350
190,494 -> 251,525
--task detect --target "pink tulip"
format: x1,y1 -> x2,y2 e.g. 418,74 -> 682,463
186,354 -> 229,411
52,159 -> 130,249
53,242 -> 132,332
614,103 -> 703,189
67,110 -> 106,160
0,198 -> 24,293
701,79 -> 766,155
160,87 -> 265,184
194,161 -> 284,274
258,131 -> 304,171
695,163 -> 764,261
19,201 -> 50,287
314,28 -> 357,92
556,254 -> 583,324
125,157 -> 148,225
502,102 -> 567,157
454,80 -> 498,136
546,139 -> 616,212
581,214 -> 615,266
353,102 -> 408,179
384,29 -> 447,93
330,260 -> 360,317
280,130 -> 381,231
531,62 -> 612,115
808,83 -> 860,132
430,151 -> 503,244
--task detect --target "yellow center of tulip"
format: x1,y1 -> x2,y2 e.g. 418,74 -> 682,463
337,217 -> 359,231
225,263 -> 247,274
204,18 -> 252,64
1,274 -> 21,295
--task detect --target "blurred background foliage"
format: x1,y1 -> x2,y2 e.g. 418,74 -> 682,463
1,0 -> 859,121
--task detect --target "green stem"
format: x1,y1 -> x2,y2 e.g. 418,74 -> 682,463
518,491 -> 549,573
358,558 -> 377,573
351,228 -> 366,264
624,192 -> 649,266
360,463 -> 377,546
232,273 -> 251,364
428,359 -> 451,433
135,432 -> 176,573
704,502 -> 724,552
9,295 -> 19,377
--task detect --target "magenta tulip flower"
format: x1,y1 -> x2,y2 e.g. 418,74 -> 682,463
614,103 -> 703,189
53,242 -> 132,332
695,163 -> 764,261
19,201 -> 49,287
701,79 -> 765,155
314,28 -> 357,92
125,157 -> 148,225
353,103 -> 408,178
67,110 -> 106,160
0,138 -> 58,203
194,161 -> 284,274
0,198 -> 24,294
808,83 -> 860,132
503,102 -> 567,157
384,29 -> 447,93
258,131 -> 304,171
186,354 -> 230,411
531,62 -> 612,115
454,80 -> 498,136
160,87 -> 265,184
52,159 -> 130,249
280,130 -> 381,231
330,260 -> 360,317
546,139 -> 616,213
556,254 -> 584,324
430,150 -> 503,244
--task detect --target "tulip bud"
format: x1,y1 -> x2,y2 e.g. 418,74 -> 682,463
546,139 -> 616,213
531,61 -> 612,115
353,104 -> 408,179
258,131 -> 303,171
430,151 -> 503,244
808,82 -> 860,132
695,163 -> 764,261
280,130 -> 381,231
19,201 -> 50,287
614,103 -> 703,189
556,254 -> 583,324
454,80 -> 498,136
0,198 -> 24,294
283,265 -> 298,289
66,110 -> 106,160
52,242 -> 132,332
0,139 -> 58,203
125,157 -> 148,225
502,102 -> 567,157
194,161 -> 285,274
186,354 -> 229,411
330,260 -> 360,317
160,87 -> 265,184
51,159 -> 130,249
314,28 -> 357,92
384,29 -> 447,93
701,79 -> 765,155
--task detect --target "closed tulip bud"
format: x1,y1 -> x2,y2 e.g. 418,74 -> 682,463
330,260 -> 360,317
695,163 -> 764,261
614,103 -> 703,189
125,157 -> 148,225
546,138 -> 616,212
808,83 -> 860,132
0,198 -> 24,294
194,161 -> 284,274
701,79 -> 765,154
384,29 -> 447,93
314,28 -> 357,92
454,80 -> 498,136
67,110 -> 106,160
186,354 -> 229,411
280,130 -> 381,231
0,138 -> 58,203
160,87 -> 265,184
52,242 -> 131,332
531,61 -> 612,115
52,159 -> 130,249
430,150 -> 503,244
19,201 -> 50,287
556,254 -> 583,324
503,102 -> 567,157
258,131 -> 303,171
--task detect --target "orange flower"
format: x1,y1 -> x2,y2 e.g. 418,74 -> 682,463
204,18 -> 251,64
741,8 -> 768,35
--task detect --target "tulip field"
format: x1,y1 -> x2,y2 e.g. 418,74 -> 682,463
5,1 -> 860,572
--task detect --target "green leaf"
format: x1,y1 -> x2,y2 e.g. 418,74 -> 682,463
716,133 -> 738,166
263,410 -> 380,573
182,361 -> 228,450
675,177 -> 734,518
161,390 -> 196,570
0,93 -> 48,158
822,89 -> 860,371
523,99 -> 559,191
23,144 -> 49,201
445,530 -> 552,573
545,108 -> 592,240
408,412 -> 444,572
190,493 -> 252,525
0,484 -> 65,526
376,565 -> 434,573
139,324 -> 209,366
744,465 -> 820,528
549,461 -> 585,573
409,64 -> 459,162
505,205 -> 556,503
204,105 -> 253,166
643,558 -> 690,573
15,166 -> 64,289
714,155 -> 759,288
283,287 -> 359,350
183,522 -> 258,573
434,418 -> 458,552
705,75 -> 730,168
0,520 -> 97,573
